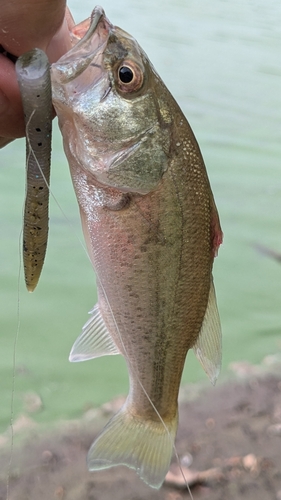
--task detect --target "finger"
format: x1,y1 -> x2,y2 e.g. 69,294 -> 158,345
45,13 -> 73,63
0,137 -> 14,148
0,54 -> 25,137
0,6 -> 74,139
65,6 -> 76,32
0,0 -> 67,56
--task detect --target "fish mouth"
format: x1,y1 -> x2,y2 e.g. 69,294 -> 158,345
51,6 -> 112,90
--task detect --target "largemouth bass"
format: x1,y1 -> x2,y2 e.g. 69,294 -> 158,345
51,6 -> 223,489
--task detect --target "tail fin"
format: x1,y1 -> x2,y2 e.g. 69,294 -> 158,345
87,402 -> 178,489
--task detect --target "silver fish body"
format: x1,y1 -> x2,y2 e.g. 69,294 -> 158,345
51,6 -> 222,489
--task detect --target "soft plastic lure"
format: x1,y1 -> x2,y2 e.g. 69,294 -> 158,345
16,49 -> 52,291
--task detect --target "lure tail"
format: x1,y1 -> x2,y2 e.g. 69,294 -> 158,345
88,400 -> 178,489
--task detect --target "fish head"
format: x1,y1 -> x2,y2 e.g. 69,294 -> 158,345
51,6 -> 171,194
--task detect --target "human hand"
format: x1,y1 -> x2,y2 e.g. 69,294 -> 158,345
0,0 -> 74,141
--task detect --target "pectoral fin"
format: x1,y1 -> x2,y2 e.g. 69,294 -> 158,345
193,278 -> 222,385
69,303 -> 120,362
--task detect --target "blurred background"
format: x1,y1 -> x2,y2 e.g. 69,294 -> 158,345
1,0 -> 281,432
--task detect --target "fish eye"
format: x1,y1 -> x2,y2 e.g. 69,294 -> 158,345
118,66 -> 134,84
116,61 -> 144,93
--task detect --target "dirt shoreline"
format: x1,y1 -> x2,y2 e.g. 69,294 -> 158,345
1,359 -> 281,500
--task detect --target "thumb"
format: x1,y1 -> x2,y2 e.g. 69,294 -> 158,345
0,55 -> 24,138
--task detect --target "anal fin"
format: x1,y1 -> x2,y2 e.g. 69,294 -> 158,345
193,277 -> 222,385
69,303 -> 120,362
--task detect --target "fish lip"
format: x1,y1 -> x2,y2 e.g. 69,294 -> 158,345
51,6 -> 112,85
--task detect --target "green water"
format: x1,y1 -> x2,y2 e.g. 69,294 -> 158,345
1,0 -> 281,431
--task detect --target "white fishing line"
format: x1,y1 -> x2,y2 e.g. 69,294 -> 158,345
95,272 -> 194,499
25,110 -> 89,260
6,113 -> 91,499
11,110 -> 194,499
40,134 -> 193,496
6,231 -> 22,500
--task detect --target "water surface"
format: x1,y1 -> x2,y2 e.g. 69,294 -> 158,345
1,0 -> 280,430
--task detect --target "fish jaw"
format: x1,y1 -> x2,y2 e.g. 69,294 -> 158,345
51,9 -> 171,195
51,6 -> 111,87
